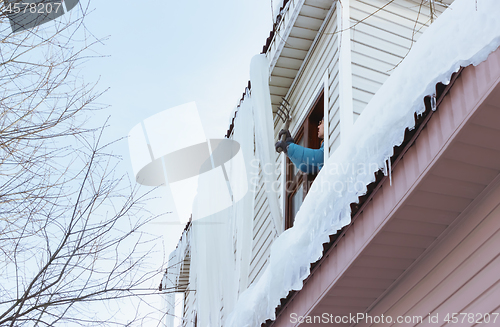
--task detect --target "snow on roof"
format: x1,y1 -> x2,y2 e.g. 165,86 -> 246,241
226,0 -> 500,325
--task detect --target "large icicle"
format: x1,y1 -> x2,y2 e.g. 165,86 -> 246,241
226,0 -> 500,325
162,226 -> 190,327
188,94 -> 258,327
250,54 -> 283,234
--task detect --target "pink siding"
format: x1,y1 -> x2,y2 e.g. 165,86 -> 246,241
269,48 -> 500,327
362,182 -> 500,327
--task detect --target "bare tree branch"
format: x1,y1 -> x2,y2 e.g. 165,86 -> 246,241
0,2 -> 165,326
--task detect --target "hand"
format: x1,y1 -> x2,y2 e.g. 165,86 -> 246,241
278,129 -> 294,143
275,140 -> 288,154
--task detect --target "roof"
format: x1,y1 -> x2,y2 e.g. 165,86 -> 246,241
226,1 -> 500,325
266,47 -> 500,325
263,66 -> 463,326
226,0 -> 335,138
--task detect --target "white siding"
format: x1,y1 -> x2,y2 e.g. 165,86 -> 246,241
327,7 -> 340,154
273,4 -> 339,153
182,288 -> 196,327
350,0 -> 448,116
249,164 -> 279,285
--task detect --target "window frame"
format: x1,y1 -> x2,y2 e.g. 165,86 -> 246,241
284,91 -> 325,229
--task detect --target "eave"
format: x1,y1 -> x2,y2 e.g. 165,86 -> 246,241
265,0 -> 334,111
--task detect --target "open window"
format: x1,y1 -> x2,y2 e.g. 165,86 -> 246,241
285,91 -> 324,229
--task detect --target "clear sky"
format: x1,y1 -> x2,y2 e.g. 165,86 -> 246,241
80,0 -> 275,256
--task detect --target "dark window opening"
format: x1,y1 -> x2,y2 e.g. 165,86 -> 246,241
285,91 -> 324,229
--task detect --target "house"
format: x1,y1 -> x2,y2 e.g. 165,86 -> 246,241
161,0 -> 500,326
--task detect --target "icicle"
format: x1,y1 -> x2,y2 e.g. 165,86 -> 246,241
431,94 -> 437,111
388,159 -> 392,186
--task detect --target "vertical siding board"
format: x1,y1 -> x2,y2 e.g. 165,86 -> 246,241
460,69 -> 481,117
402,142 -> 420,188
371,186 -> 386,228
448,80 -> 468,128
425,111 -> 446,159
436,97 -> 457,145
344,226 -> 356,262
353,211 -> 367,252
415,127 -> 433,173
362,198 -> 376,236
392,159 -> 408,203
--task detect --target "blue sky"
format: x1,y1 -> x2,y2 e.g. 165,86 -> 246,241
68,1 -> 276,286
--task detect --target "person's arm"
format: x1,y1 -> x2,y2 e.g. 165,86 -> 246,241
287,142 -> 324,174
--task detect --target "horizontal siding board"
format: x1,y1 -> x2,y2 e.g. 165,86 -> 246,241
295,14 -> 324,30
289,26 -> 320,40
300,4 -> 330,18
406,190 -> 473,213
352,87 -> 375,104
395,205 -> 460,225
351,62 -> 390,82
270,75 -> 294,89
432,158 -> 499,185
348,266 -> 405,280
356,255 -> 416,270
279,47 -> 309,61
322,295 -> 375,308
351,48 -> 401,73
349,0 -> 442,115
363,244 -> 425,260
351,1 -> 430,34
285,36 -> 315,50
384,219 -> 449,237
458,123 -> 500,152
418,174 -> 487,200
272,66 -> 300,79
350,17 -> 415,48
352,74 -> 383,95
444,141 -> 500,170
351,31 -> 408,60
275,57 -> 303,70
339,276 -> 395,290
304,0 -> 334,10
353,98 -> 368,115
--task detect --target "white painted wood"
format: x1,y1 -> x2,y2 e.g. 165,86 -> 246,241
268,0 -> 308,74
322,71 -> 330,158
337,0 -> 354,139
349,0 -> 448,116
248,162 -> 279,289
